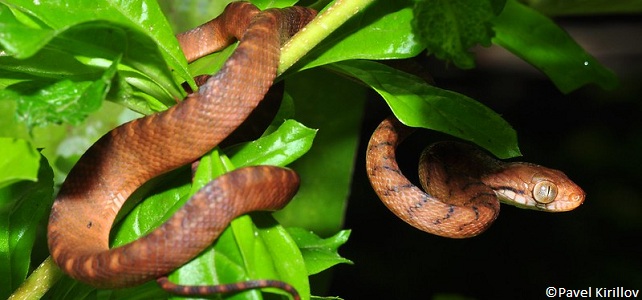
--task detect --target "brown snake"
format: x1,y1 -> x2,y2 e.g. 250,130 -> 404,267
366,116 -> 586,238
47,2 -> 315,299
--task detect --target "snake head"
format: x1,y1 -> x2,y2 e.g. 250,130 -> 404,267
488,163 -> 585,212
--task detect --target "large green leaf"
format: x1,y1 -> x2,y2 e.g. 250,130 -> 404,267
276,68 -> 367,235
0,0 -> 190,122
491,0 -> 618,93
287,228 -> 352,276
228,120 -> 317,167
0,56 -> 120,129
0,0 -> 187,75
0,138 -> 40,189
297,0 -> 423,71
0,154 -> 53,299
329,60 -> 520,159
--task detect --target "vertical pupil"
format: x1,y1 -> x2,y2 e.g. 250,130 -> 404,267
534,181 -> 557,204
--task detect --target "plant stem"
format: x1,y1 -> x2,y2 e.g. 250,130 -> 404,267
8,257 -> 63,300
278,0 -> 376,74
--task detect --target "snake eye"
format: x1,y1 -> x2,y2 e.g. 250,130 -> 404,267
533,180 -> 558,204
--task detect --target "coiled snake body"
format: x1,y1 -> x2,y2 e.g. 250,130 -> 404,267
48,2 -> 315,298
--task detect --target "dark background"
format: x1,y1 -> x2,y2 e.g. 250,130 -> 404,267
327,16 -> 642,299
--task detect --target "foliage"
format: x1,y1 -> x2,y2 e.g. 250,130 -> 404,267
0,0 -> 618,299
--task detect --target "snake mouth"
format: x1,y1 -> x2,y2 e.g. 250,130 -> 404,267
494,188 -> 539,210
537,193 -> 585,212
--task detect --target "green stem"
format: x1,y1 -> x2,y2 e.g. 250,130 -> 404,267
8,257 -> 63,300
278,0 -> 376,74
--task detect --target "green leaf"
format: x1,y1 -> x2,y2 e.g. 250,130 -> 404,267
244,214 -> 310,299
0,154 -> 54,299
111,173 -> 191,246
0,0 -> 191,121
413,0 -> 502,69
329,60 -> 520,159
0,4 -> 55,58
0,138 -> 40,189
276,68 -> 367,235
0,0 -> 187,78
298,0 -> 423,71
491,0 -> 618,93
1,56 -> 120,129
287,228 -> 352,276
228,119 -> 317,168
